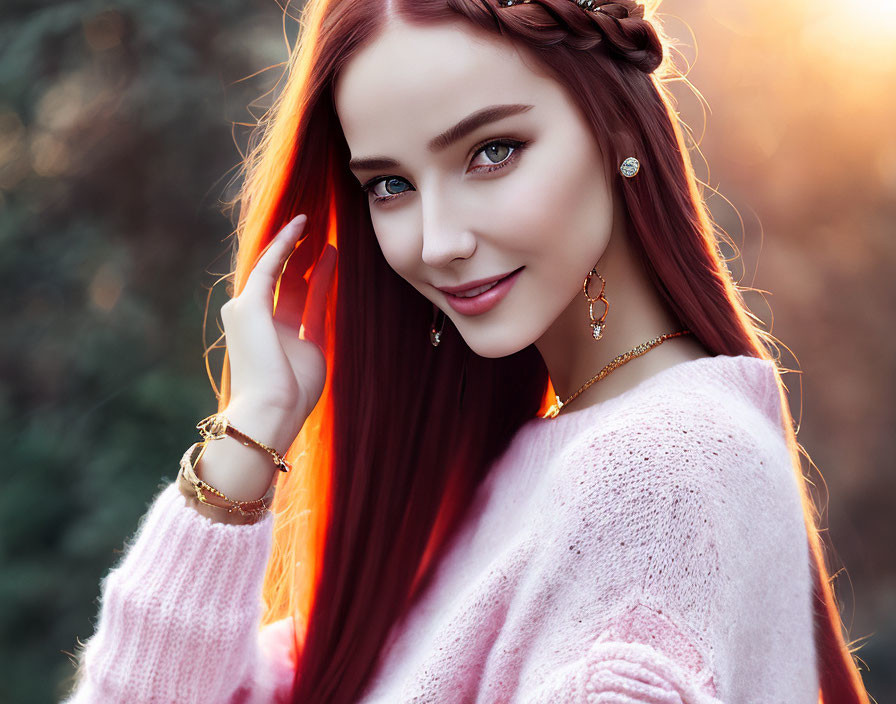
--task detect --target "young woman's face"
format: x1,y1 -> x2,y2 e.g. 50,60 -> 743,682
334,19 -> 616,358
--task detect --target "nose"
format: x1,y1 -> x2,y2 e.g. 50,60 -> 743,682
419,189 -> 476,268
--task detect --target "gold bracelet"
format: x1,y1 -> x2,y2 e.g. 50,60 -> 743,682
177,441 -> 275,526
196,413 -> 292,473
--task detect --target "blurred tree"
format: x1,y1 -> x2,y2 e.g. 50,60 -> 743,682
0,1 -> 292,701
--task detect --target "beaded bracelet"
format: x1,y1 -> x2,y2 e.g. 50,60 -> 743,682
177,441 -> 275,526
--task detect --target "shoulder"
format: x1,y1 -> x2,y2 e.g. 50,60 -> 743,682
520,357 -> 810,703
540,360 -> 801,581
549,355 -> 792,502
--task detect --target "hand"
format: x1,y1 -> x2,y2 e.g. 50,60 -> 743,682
220,214 -> 337,436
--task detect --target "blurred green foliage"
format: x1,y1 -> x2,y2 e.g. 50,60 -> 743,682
0,1 -> 290,701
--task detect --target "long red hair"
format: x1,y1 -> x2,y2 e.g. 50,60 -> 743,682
210,0 -> 871,701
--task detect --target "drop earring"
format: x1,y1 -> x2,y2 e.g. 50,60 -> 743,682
583,268 -> 609,340
430,304 -> 446,347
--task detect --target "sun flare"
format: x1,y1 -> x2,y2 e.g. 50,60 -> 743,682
803,0 -> 896,69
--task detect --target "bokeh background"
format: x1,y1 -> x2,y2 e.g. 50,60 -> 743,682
1,0 -> 893,701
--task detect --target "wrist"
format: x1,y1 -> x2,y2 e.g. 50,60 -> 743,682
222,398 -> 303,458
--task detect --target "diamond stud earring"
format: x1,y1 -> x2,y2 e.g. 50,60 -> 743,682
619,156 -> 640,178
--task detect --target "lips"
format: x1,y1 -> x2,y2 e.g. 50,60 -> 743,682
442,266 -> 524,316
437,266 -> 524,296
453,276 -> 509,298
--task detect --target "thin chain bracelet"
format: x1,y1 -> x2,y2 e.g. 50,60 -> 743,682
196,412 -> 293,473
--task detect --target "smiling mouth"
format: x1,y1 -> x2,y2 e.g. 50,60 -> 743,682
452,277 -> 508,298
444,267 -> 524,298
440,266 -> 524,317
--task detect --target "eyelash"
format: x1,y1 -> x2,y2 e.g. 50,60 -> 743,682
359,138 -> 530,205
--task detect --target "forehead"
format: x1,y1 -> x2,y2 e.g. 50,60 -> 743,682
334,20 -> 558,155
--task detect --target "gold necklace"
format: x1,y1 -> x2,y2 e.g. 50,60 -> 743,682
543,330 -> 693,419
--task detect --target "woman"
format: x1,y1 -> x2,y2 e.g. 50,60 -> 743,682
60,0 -> 870,702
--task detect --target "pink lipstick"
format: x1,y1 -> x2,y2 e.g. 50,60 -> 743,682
442,266 -> 523,315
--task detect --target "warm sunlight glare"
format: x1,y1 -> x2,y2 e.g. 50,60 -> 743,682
802,0 -> 896,70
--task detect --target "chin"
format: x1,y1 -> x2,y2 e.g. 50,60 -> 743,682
457,325 -> 533,360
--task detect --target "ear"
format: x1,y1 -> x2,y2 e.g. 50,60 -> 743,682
607,130 -> 640,176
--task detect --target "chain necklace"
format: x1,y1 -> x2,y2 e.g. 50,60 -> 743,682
543,330 -> 693,419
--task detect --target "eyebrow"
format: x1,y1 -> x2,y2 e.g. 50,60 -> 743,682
347,103 -> 534,173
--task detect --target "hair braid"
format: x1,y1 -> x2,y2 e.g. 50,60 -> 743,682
489,0 -> 663,73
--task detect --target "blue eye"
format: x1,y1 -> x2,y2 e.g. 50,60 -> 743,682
360,138 -> 529,205
365,176 -> 413,200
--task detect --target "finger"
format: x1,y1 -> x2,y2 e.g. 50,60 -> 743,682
301,244 -> 338,350
242,214 -> 308,306
272,246 -> 309,331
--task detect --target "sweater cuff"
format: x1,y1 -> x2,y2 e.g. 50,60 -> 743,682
65,481 -> 276,703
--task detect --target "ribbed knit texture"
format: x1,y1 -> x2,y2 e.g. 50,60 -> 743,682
60,354 -> 819,703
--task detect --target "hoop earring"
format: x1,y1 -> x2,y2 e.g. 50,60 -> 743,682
583,268 -> 609,340
430,304 -> 446,347
619,156 -> 640,178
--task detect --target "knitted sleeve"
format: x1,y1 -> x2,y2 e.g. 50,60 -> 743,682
60,481 -> 296,704
521,602 -> 724,703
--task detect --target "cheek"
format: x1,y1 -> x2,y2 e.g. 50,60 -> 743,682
373,220 -> 418,277
503,160 -> 612,257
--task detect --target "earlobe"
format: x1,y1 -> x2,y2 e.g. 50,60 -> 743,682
619,156 -> 640,178
607,130 -> 641,177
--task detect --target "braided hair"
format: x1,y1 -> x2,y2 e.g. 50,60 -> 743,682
485,0 -> 663,73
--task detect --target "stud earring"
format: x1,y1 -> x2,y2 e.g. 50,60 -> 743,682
430,304 -> 446,347
583,268 -> 609,340
619,156 -> 640,178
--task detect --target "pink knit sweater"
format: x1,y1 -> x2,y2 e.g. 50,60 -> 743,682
60,354 -> 819,703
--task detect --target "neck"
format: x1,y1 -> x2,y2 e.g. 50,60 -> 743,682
534,230 -> 711,414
